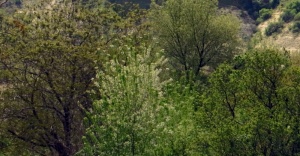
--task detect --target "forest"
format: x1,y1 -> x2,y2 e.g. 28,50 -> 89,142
1,0 -> 300,155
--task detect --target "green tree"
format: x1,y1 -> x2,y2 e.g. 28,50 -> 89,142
152,0 -> 240,80
158,80 -> 199,155
198,48 -> 300,155
79,37 -> 198,155
79,39 -> 170,155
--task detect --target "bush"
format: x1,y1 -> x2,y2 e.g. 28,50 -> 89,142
271,0 -> 280,8
257,8 -> 272,23
241,0 -> 279,20
265,22 -> 284,36
291,21 -> 300,33
286,0 -> 300,12
294,12 -> 300,20
281,0 -> 300,22
281,9 -> 296,22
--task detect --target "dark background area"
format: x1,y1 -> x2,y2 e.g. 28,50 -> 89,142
108,0 -> 152,8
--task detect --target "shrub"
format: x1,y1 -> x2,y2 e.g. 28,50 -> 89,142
291,21 -> 300,33
294,12 -> 300,20
281,9 -> 296,22
286,0 -> 300,12
257,8 -> 272,23
271,0 -> 280,8
281,0 -> 300,22
265,21 -> 284,36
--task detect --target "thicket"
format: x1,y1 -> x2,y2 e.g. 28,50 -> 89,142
1,0 -> 300,155
281,0 -> 300,22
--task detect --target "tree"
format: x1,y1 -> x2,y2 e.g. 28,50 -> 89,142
158,80 -> 199,155
198,48 -> 300,155
0,0 -> 125,155
79,35 -> 199,155
152,0 -> 240,80
79,37 -> 170,155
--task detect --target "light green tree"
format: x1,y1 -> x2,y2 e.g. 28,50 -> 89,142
80,39 -> 169,155
79,37 -> 198,155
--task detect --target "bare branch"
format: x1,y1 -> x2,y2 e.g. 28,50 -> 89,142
0,0 -> 8,7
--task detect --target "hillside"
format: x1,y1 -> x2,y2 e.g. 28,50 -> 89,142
2,0 -> 299,51
255,0 -> 300,52
218,0 -> 300,53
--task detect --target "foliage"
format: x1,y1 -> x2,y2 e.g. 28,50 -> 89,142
79,38 -> 198,155
241,0 -> 279,19
151,0 -> 240,81
0,0 -> 129,155
253,0 -> 280,8
4,0 -> 300,155
281,0 -> 300,23
81,43 -> 168,155
294,12 -> 300,20
281,1 -> 300,34
257,8 -> 273,23
198,48 -> 300,155
290,21 -> 300,32
286,0 -> 300,12
109,0 -> 151,9
158,80 -> 199,155
281,9 -> 296,22
265,21 -> 284,36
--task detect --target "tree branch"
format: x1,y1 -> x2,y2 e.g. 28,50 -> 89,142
8,129 -> 48,148
0,0 -> 8,7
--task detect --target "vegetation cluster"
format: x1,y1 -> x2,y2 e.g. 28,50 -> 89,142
0,0 -> 300,156
264,0 -> 300,36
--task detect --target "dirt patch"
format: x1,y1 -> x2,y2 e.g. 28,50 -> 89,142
274,32 -> 300,51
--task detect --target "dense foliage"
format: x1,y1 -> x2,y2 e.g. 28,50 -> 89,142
152,0 -> 240,81
1,0 -> 300,156
199,48 -> 300,155
0,0 -> 116,155
0,0 -> 148,155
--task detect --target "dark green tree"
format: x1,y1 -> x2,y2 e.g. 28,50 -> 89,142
0,0 -> 126,155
